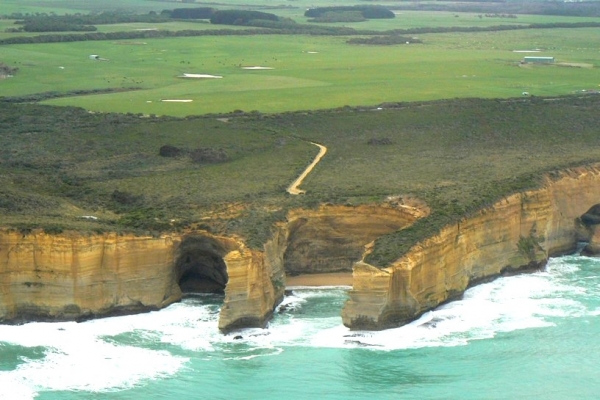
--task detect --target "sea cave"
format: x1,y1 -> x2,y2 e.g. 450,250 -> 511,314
175,235 -> 229,294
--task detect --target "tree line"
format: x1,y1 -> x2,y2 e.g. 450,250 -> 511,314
2,20 -> 599,46
386,1 -> 600,17
305,6 -> 395,19
4,11 -> 171,33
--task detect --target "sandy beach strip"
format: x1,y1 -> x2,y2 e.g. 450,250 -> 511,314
286,272 -> 353,287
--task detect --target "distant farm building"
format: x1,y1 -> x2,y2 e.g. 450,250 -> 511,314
523,56 -> 554,64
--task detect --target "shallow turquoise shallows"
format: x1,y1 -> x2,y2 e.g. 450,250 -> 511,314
1,254 -> 600,400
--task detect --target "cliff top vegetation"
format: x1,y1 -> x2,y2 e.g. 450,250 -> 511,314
2,95 -> 600,262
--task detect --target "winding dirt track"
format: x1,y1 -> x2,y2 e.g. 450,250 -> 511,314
286,141 -> 327,195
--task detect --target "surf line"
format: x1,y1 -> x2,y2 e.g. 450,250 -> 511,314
286,141 -> 327,195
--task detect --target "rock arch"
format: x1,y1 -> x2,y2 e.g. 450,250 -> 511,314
173,232 -> 287,332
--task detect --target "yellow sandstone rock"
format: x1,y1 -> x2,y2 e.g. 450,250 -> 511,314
342,165 -> 600,329
0,232 -> 180,322
0,230 -> 285,331
4,164 -> 598,333
284,203 -> 426,275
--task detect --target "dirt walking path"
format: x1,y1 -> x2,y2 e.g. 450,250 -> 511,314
286,141 -> 327,195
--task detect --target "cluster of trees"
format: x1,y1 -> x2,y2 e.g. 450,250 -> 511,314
12,11 -> 170,25
383,21 -> 600,36
165,7 -> 215,19
0,28 -> 277,45
387,1 -> 600,17
1,14 -> 599,46
5,11 -> 170,33
209,10 -> 280,25
159,145 -> 229,164
305,6 -> 395,19
308,11 -> 367,23
2,9 -> 285,33
8,22 -> 97,33
367,137 -> 393,146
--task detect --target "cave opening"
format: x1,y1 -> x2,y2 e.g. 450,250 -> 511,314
175,236 -> 229,295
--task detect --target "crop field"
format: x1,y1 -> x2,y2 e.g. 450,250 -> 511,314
1,28 -> 598,116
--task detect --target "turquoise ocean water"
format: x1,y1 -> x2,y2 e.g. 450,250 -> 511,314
1,253 -> 600,399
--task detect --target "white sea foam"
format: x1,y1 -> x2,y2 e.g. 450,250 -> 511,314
224,257 -> 597,352
1,256 -> 597,397
0,303 -> 212,396
0,375 -> 38,400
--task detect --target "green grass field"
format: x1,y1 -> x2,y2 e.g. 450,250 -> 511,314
1,28 -> 598,116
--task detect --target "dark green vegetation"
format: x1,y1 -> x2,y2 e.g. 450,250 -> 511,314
2,95 -> 600,264
2,0 -> 600,267
388,1 -> 600,17
4,11 -> 170,33
209,10 -> 280,26
305,6 -> 395,22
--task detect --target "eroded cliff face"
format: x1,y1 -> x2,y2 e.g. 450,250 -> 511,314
284,203 -> 427,275
0,231 -> 180,322
218,226 -> 287,331
0,199 -> 426,330
342,165 -> 600,330
0,230 -> 286,331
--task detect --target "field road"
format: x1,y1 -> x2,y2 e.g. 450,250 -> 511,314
286,141 -> 327,195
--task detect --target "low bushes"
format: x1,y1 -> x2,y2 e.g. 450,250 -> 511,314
158,145 -> 229,164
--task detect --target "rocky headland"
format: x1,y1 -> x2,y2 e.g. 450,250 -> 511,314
2,165 -> 600,331
0,203 -> 423,331
342,165 -> 600,329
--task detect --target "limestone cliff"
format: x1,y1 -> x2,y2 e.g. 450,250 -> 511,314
342,165 -> 600,330
284,203 -> 427,275
0,231 -> 180,322
7,162 -> 599,333
218,227 -> 287,331
0,230 -> 286,331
